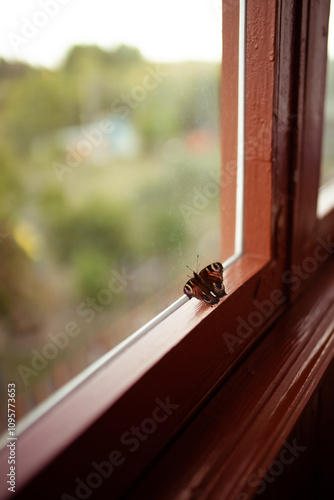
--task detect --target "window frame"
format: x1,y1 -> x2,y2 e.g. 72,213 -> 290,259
289,0 -> 333,301
1,0 -> 333,498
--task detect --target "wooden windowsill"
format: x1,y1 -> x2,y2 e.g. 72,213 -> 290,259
125,256 -> 334,500
1,254 -> 275,498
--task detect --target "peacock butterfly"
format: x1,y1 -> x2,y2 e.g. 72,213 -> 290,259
183,261 -> 227,305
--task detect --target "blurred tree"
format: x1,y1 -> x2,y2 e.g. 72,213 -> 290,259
41,199 -> 130,295
3,69 -> 80,153
0,49 -> 220,308
0,147 -> 24,224
62,44 -> 143,74
0,229 -> 50,334
0,58 -> 31,80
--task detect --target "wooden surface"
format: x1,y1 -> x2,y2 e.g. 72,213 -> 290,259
124,257 -> 334,500
221,0 -> 277,262
221,0 -> 239,260
243,0 -> 276,259
291,0 -> 331,297
259,360 -> 334,499
1,255 -> 273,499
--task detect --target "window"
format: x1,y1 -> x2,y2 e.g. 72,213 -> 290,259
0,0 -> 226,428
318,0 -> 334,216
1,1 -> 333,498
291,0 -> 334,289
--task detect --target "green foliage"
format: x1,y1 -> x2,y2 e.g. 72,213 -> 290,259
148,208 -> 187,254
62,44 -> 143,73
3,70 -> 80,153
0,44 -> 220,302
40,199 -> 131,297
71,248 -> 111,298
0,45 -> 220,154
0,58 -> 31,79
0,44 -> 224,426
0,147 -> 23,224
43,200 -> 129,264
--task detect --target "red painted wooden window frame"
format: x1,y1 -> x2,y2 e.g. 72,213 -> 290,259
289,0 -> 334,299
1,0 -> 333,498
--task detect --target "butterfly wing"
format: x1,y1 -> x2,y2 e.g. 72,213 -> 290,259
183,278 -> 220,305
183,262 -> 226,305
199,262 -> 226,298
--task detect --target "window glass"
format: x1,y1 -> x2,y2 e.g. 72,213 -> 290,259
318,0 -> 334,215
0,0 -> 240,428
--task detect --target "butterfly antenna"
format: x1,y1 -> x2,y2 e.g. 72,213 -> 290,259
186,265 -> 194,278
196,254 -> 200,272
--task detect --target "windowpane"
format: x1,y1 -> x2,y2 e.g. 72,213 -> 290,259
318,0 -> 334,215
0,0 -> 230,429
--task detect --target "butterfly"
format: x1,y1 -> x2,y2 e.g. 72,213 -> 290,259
183,261 -> 227,305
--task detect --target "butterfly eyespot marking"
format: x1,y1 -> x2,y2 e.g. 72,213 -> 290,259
183,261 -> 227,305
210,262 -> 223,272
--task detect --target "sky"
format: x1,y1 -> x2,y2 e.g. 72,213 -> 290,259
0,0 -> 223,68
0,0 -> 332,70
